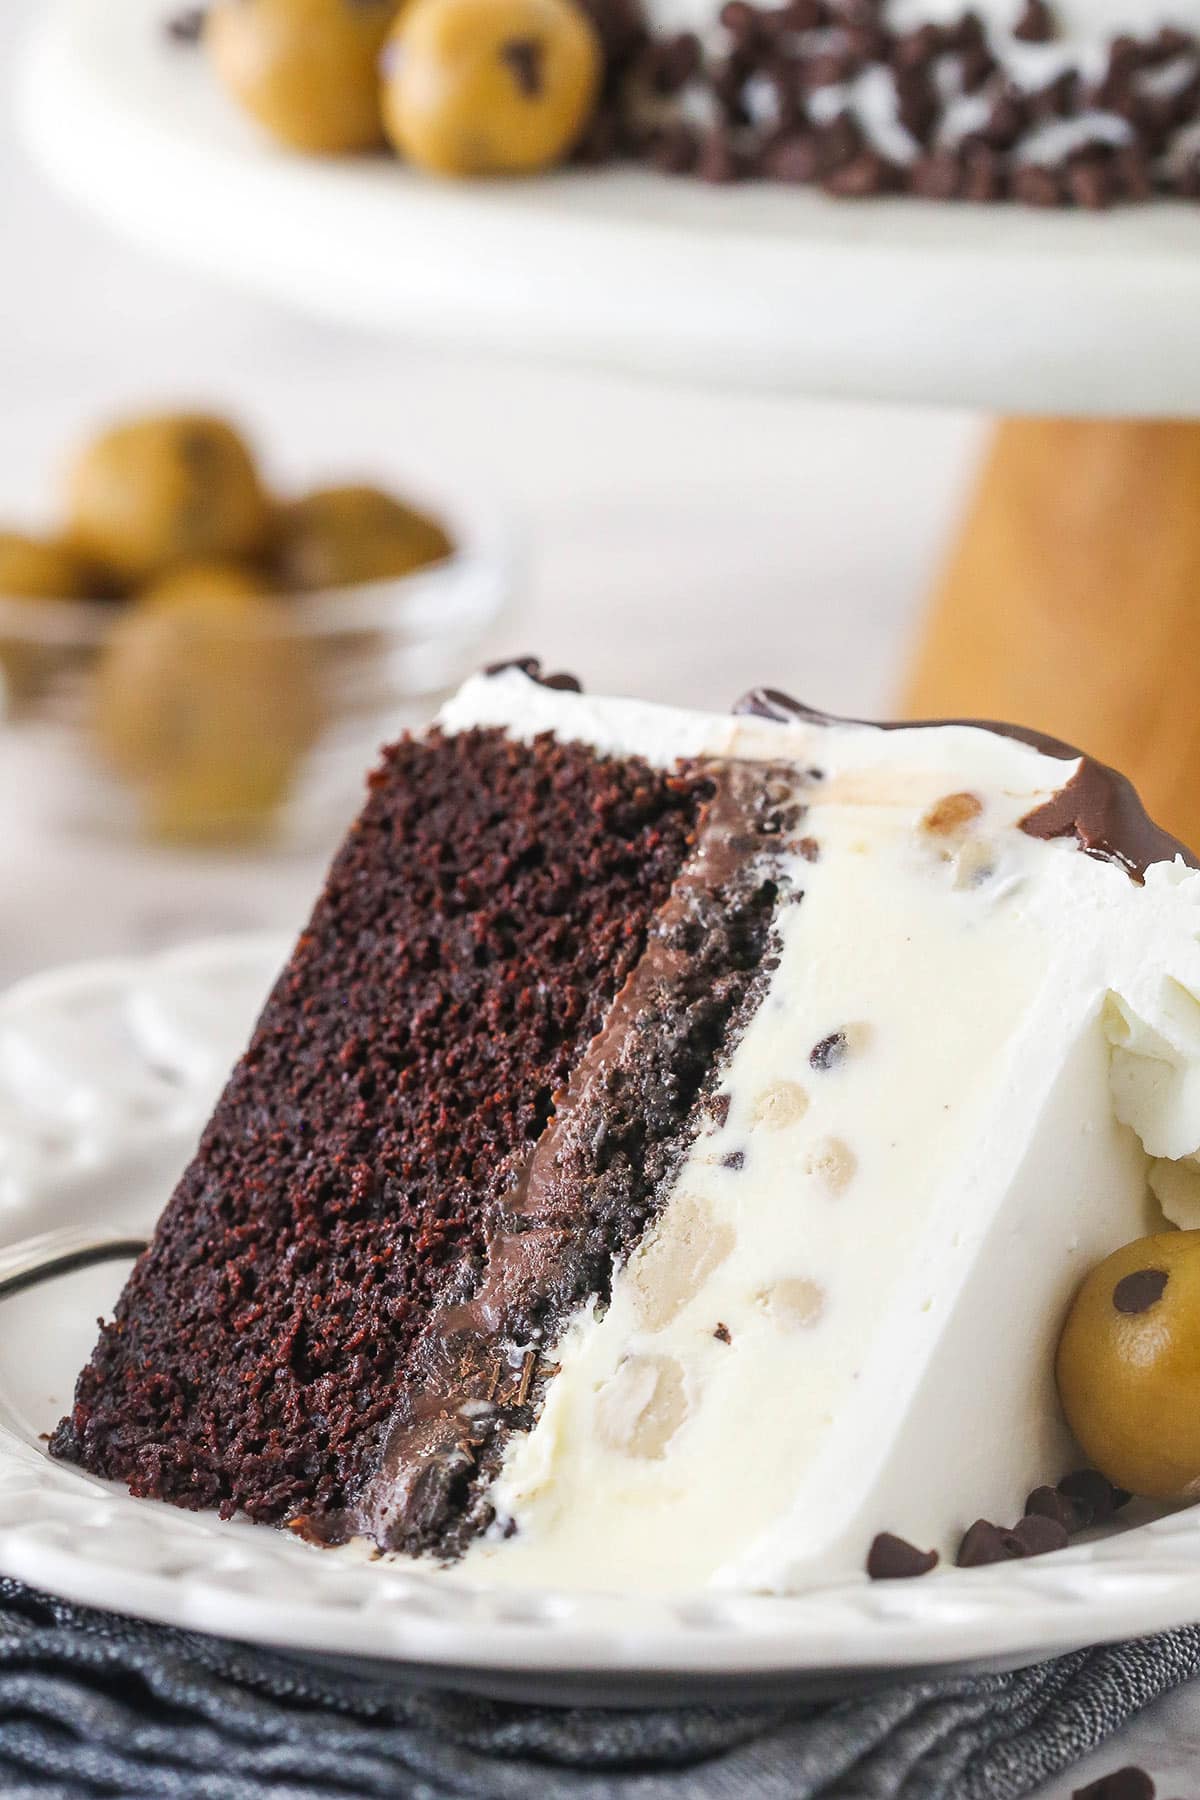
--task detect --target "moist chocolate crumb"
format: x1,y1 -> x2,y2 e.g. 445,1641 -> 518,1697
1026,1484 -> 1090,1532
1073,1770 -> 1156,1800
51,727 -> 709,1546
165,6 -> 206,43
713,1321 -> 732,1344
500,37 -> 545,99
1113,1268 -> 1169,1314
721,1149 -> 746,1170
867,1532 -> 939,1580
1010,1512 -> 1070,1557
957,1519 -> 1024,1567
708,1092 -> 732,1129
1058,1470 -> 1131,1521
809,1031 -> 848,1071
797,837 -> 821,863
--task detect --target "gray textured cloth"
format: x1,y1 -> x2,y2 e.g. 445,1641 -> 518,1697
0,1581 -> 1196,1799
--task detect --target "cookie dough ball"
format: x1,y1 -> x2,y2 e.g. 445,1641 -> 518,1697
381,0 -> 602,177
207,0 -> 396,154
142,559 -> 272,606
0,532 -> 96,707
1057,1230 -> 1200,1500
0,532 -> 93,604
93,576 -> 320,844
67,414 -> 272,587
274,484 -> 454,590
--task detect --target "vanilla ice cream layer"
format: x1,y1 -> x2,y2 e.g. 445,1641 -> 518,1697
437,671 -> 1200,1592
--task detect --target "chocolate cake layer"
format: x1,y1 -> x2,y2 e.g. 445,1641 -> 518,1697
50,728 -> 711,1528
343,759 -> 795,1556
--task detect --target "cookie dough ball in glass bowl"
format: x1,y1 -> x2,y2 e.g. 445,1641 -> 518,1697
92,564 -> 320,845
0,532 -> 100,709
66,412 -> 272,587
274,484 -> 454,590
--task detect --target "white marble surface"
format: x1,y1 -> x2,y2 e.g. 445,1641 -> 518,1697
1,3 -> 1199,1788
1033,1678 -> 1200,1799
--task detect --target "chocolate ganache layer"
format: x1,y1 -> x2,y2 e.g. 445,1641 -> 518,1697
320,758 -> 803,1554
735,687 -> 1198,881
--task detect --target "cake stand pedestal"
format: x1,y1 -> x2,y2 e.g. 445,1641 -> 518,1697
905,419 -> 1200,849
21,0 -> 1200,845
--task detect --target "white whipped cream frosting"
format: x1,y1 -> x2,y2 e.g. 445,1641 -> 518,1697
436,671 -> 1200,1592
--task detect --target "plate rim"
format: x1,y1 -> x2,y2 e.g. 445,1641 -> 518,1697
1,933 -> 1200,1684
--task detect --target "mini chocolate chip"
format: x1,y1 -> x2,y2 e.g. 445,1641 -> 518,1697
650,123 -> 700,175
696,127 -> 743,183
779,0 -> 824,25
844,23 -> 890,63
1010,1512 -> 1069,1557
819,112 -> 864,171
639,32 -> 702,94
713,1321 -> 732,1344
719,0 -> 766,44
895,70 -> 937,143
985,91 -> 1028,150
908,151 -> 962,200
961,144 -> 1007,202
1072,1769 -> 1156,1800
1058,1469 -> 1129,1522
721,1149 -> 746,1170
1012,162 -> 1063,207
762,132 -> 822,184
1112,1268 -> 1168,1314
892,23 -> 943,69
484,656 -> 582,692
810,1031 -> 848,1071
1113,145 -> 1153,201
1014,0 -> 1058,44
1068,157 -> 1117,211
800,48 -> 862,89
165,6 -> 206,42
867,1532 -> 939,1580
959,43 -> 998,91
1025,1484 -> 1091,1532
956,1519 -> 1023,1567
823,150 -> 900,197
500,37 -> 545,99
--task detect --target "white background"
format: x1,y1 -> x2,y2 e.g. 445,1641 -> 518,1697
1,5 -> 1195,1789
0,0 -> 987,985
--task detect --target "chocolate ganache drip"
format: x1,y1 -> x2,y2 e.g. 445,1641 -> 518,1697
734,687 -> 1197,884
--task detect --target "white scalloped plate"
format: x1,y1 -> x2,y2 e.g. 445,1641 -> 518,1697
19,0 -> 1200,415
1,935 -> 1200,1702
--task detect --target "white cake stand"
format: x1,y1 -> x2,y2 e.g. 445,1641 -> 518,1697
19,0 -> 1200,414
19,1 -> 1200,848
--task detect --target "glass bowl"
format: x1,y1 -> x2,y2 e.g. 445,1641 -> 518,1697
0,495 -> 515,851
